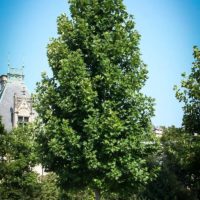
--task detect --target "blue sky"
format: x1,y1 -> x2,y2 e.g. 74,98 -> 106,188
0,0 -> 200,127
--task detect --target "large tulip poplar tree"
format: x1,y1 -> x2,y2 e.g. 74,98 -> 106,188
35,0 -> 159,199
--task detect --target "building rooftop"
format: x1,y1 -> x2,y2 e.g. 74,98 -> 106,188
0,67 -> 34,131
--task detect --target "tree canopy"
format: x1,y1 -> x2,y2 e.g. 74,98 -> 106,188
173,46 -> 200,198
175,46 -> 200,134
142,126 -> 199,200
35,0 -> 159,198
0,122 -> 41,200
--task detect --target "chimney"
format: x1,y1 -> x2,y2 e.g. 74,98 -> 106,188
0,75 -> 8,92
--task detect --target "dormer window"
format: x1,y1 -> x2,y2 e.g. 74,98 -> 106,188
12,94 -> 34,129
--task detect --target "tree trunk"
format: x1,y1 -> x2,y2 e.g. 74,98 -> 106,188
94,190 -> 100,200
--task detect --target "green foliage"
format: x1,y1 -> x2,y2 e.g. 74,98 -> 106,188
0,117 -> 9,183
175,46 -> 200,134
173,47 -> 200,198
142,126 -> 199,200
143,166 -> 195,200
0,124 -> 41,200
35,0 -> 160,198
161,127 -> 199,199
60,188 -> 94,200
39,173 -> 60,200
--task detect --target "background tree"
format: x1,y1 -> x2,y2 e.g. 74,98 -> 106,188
35,0 -> 160,199
0,124 -> 41,200
140,126 -> 199,200
39,173 -> 61,200
175,46 -> 200,134
161,126 -> 198,200
144,47 -> 200,199
0,117 -> 9,189
173,46 -> 200,198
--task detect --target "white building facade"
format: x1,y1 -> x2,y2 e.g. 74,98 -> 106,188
0,67 -> 36,131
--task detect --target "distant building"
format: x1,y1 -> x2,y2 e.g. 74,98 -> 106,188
0,67 -> 45,175
0,67 -> 36,131
154,126 -> 164,138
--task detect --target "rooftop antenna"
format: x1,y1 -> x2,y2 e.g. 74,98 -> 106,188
21,57 -> 25,68
21,58 -> 25,81
7,52 -> 11,73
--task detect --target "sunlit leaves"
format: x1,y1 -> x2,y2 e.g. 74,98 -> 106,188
175,46 -> 200,134
35,0 -> 160,197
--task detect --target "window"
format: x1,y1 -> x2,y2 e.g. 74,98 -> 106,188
24,117 -> 29,122
18,116 -> 23,122
18,116 -> 29,126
